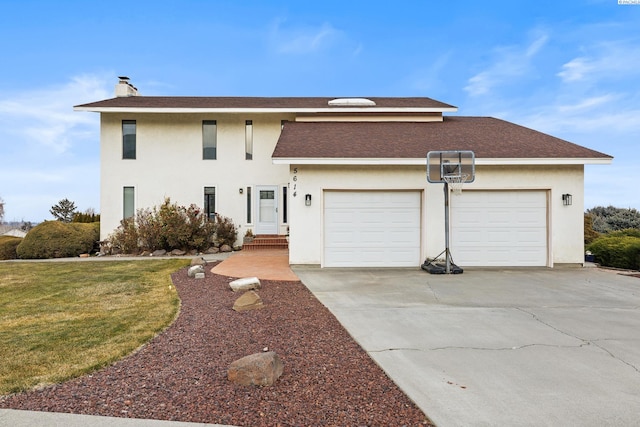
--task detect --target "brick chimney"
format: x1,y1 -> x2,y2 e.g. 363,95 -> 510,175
115,76 -> 139,97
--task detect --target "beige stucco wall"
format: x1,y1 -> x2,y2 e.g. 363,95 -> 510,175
99,113 -> 293,242
287,164 -> 585,267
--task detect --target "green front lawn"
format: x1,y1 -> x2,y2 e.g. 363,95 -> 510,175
0,259 -> 189,395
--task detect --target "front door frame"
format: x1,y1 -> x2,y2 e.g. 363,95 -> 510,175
255,185 -> 279,235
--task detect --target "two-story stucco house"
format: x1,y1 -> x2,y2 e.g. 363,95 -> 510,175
74,77 -> 612,268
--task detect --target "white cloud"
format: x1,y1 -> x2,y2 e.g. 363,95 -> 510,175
557,57 -> 593,82
0,74 -> 109,221
269,19 -> 344,54
0,74 -> 110,154
557,40 -> 640,83
464,31 -> 549,96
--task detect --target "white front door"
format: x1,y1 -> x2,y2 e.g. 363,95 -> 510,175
255,185 -> 278,235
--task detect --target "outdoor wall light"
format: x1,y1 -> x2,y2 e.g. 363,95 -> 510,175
239,188 -> 243,194
305,194 -> 312,206
562,193 -> 572,206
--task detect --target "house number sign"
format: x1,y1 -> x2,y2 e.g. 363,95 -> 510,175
292,168 -> 298,197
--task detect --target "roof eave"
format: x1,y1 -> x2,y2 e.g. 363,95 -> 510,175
73,106 -> 458,114
272,157 -> 613,166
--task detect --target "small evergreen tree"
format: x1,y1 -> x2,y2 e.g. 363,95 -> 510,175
50,198 -> 77,223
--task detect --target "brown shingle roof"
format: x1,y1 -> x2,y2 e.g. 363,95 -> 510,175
74,96 -> 456,110
272,117 -> 611,160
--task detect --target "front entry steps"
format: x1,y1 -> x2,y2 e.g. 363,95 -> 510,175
242,235 -> 289,251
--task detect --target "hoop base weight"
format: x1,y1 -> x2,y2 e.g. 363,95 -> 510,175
421,248 -> 464,274
421,261 -> 463,274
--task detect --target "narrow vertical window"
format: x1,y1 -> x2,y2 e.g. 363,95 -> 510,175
245,120 -> 253,160
282,186 -> 288,224
202,120 -> 217,159
123,186 -> 135,219
122,120 -> 136,159
246,186 -> 252,223
204,187 -> 216,220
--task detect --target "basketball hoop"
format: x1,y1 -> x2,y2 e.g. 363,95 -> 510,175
443,173 -> 468,195
425,150 -> 476,274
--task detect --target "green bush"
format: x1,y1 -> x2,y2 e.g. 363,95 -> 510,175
72,212 -> 101,223
0,236 -> 22,260
607,228 -> 640,238
16,221 -> 100,259
587,234 -> 640,270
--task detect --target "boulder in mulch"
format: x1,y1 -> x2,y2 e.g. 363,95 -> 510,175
190,257 -> 207,266
219,244 -> 233,253
171,249 -> 186,256
152,249 -> 167,257
204,247 -> 220,254
187,265 -> 205,278
229,277 -> 261,292
233,290 -> 264,312
228,351 -> 283,386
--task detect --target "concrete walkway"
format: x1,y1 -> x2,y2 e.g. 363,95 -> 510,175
210,249 -> 299,281
293,266 -> 640,427
0,409 -> 233,427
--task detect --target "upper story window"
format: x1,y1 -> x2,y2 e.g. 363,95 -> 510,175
202,120 -> 217,160
122,120 -> 136,159
245,120 -> 253,160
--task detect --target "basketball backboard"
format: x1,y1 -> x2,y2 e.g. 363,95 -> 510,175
426,150 -> 476,183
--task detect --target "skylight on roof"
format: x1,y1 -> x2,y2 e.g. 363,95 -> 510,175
328,98 -> 376,107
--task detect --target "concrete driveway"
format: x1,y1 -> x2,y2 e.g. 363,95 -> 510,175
292,266 -> 640,427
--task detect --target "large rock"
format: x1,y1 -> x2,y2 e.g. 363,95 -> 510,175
188,265 -> 205,278
171,249 -> 186,256
219,244 -> 233,253
204,247 -> 220,254
190,257 -> 207,266
152,249 -> 167,257
228,352 -> 283,386
229,277 -> 261,292
233,291 -> 264,312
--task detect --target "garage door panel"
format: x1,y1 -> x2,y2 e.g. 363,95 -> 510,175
324,191 -> 421,267
452,191 -> 547,267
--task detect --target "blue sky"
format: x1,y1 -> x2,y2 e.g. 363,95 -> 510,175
0,0 -> 639,222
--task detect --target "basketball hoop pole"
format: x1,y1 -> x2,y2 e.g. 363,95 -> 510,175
444,181 -> 452,274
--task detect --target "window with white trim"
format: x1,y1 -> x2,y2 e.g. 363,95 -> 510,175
203,120 -> 217,160
245,120 -> 253,160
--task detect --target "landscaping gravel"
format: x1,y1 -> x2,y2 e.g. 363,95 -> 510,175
0,265 -> 432,426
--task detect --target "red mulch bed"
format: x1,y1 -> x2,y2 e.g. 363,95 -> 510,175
0,264 -> 432,426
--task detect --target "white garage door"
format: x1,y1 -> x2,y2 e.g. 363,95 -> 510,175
324,191 -> 421,267
451,191 -> 548,267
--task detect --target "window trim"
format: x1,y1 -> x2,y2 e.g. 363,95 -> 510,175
123,186 -> 135,219
246,186 -> 252,224
122,120 -> 136,159
245,120 -> 253,160
202,120 -> 217,160
282,186 -> 288,224
204,186 -> 216,220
